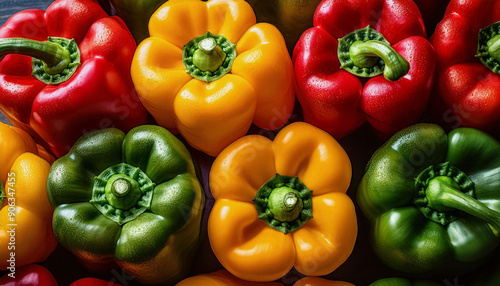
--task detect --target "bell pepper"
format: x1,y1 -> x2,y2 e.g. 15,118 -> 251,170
357,123 -> 500,274
131,0 -> 295,157
0,0 -> 149,158
430,0 -> 500,134
177,270 -> 283,286
0,264 -> 58,286
245,0 -> 322,54
0,123 -> 56,271
46,125 -> 205,285
209,122 -> 357,282
293,0 -> 436,139
70,278 -> 122,286
293,277 -> 354,286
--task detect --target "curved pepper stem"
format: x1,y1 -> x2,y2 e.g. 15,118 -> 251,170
426,176 -> 500,237
477,21 -> 500,74
0,37 -> 80,84
253,174 -> 313,234
338,26 -> 409,81
349,40 -> 410,81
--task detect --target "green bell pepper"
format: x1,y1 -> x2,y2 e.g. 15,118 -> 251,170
357,123 -> 500,275
47,125 -> 205,285
369,278 -> 442,286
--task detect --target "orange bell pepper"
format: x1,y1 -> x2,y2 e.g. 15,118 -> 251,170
177,270 -> 283,286
208,122 -> 357,282
131,0 -> 295,157
293,277 -> 355,286
0,122 -> 56,270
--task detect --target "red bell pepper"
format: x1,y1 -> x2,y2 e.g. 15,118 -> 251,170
0,0 -> 149,157
430,0 -> 500,134
0,264 -> 58,286
293,0 -> 436,139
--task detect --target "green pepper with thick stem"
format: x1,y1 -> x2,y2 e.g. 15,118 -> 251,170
357,123 -> 500,275
46,125 -> 205,285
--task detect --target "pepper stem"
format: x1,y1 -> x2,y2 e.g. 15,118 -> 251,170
349,40 -> 409,81
0,37 -> 80,84
268,187 -> 303,222
253,174 -> 313,234
477,21 -> 500,74
111,178 -> 132,197
426,176 -> 500,236
183,32 -> 236,82
338,26 -> 410,81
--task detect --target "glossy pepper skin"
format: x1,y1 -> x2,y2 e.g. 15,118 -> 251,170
357,123 -> 500,274
0,0 -> 149,158
293,0 -> 436,139
430,0 -> 500,134
0,123 -> 56,270
131,0 -> 295,157
0,264 -> 58,286
177,270 -> 283,286
209,122 -> 357,282
46,125 -> 205,285
245,0 -> 322,54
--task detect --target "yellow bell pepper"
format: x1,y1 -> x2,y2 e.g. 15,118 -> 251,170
131,0 -> 295,157
176,270 -> 283,286
293,277 -> 355,286
0,123 -> 56,270
208,122 -> 357,282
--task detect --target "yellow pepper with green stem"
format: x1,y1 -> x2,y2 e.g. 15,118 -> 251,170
208,122 -> 357,282
131,0 -> 295,157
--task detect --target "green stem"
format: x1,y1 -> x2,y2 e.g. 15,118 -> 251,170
193,37 -> 226,73
253,174 -> 313,234
426,176 -> 500,236
349,40 -> 409,81
0,37 -> 80,84
91,163 -> 155,225
267,187 -> 303,222
477,21 -> 500,74
486,35 -> 500,61
0,38 -> 70,73
183,32 -> 236,82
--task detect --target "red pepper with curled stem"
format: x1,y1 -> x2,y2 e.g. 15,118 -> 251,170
0,0 -> 149,157
293,0 -> 436,139
430,0 -> 500,135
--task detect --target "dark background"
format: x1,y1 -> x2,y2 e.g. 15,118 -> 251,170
0,0 -> 498,285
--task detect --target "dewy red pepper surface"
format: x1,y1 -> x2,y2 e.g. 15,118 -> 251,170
0,0 -> 149,158
430,0 -> 500,134
293,0 -> 436,139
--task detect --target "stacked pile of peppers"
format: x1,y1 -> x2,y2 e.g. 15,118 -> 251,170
0,0 -> 499,285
